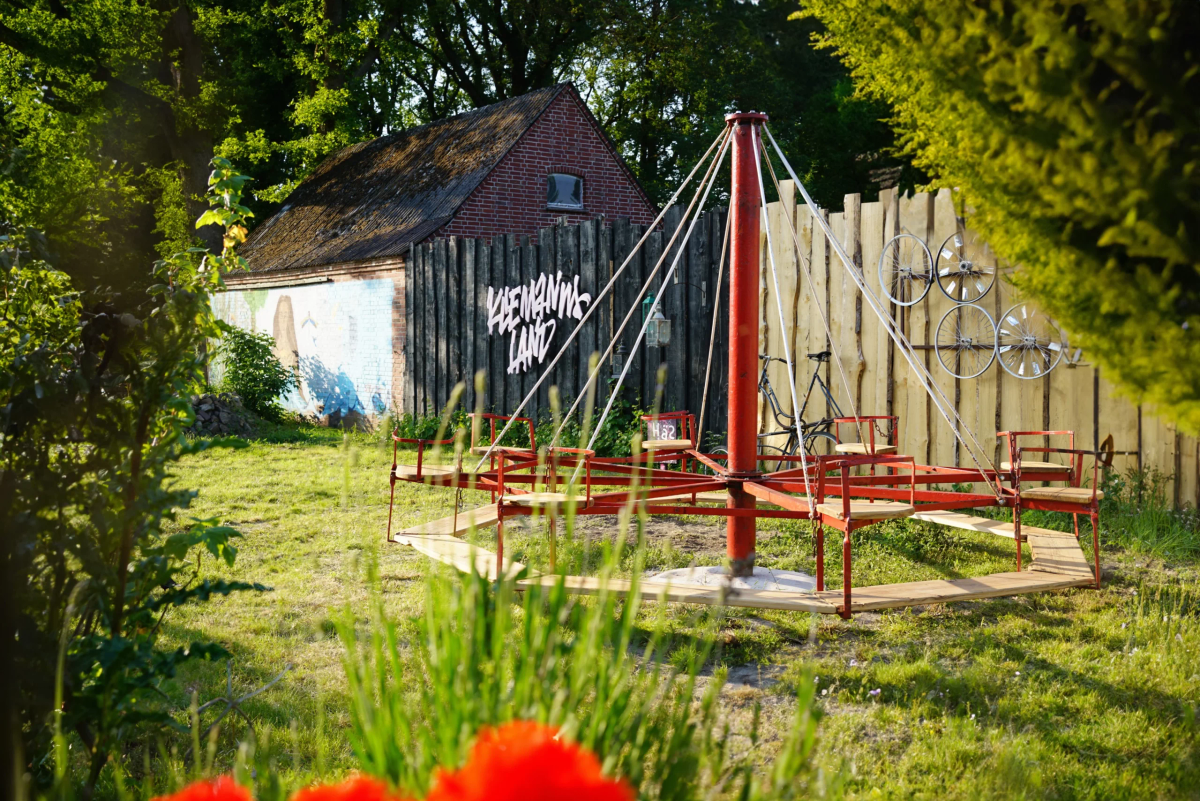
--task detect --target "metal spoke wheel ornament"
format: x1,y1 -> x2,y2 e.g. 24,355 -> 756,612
879,233 -> 933,306
935,303 -> 997,379
935,231 -> 996,303
997,303 -> 1067,379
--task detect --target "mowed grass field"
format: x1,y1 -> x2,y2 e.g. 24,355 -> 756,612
164,430 -> 1200,799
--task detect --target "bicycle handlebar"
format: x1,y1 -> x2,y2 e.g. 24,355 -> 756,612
760,351 -> 831,363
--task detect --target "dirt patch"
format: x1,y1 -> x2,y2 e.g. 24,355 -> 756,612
566,513 -> 775,560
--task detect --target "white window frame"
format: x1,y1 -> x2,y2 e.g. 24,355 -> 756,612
546,173 -> 584,212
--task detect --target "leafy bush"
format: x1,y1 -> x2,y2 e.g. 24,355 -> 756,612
218,326 -> 297,421
0,158 -> 266,793
1099,467 -> 1200,559
800,0 -> 1200,430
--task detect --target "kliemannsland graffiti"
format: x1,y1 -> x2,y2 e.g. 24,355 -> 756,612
486,271 -> 592,373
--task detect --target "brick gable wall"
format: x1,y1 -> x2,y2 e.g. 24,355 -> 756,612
439,90 -> 657,240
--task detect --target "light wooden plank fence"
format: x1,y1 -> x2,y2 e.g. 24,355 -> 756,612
759,184 -> 1198,508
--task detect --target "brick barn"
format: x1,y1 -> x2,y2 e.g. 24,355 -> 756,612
215,83 -> 657,426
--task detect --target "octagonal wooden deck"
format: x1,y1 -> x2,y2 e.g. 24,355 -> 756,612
389,505 -> 1098,614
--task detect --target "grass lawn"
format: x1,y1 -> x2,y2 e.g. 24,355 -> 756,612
163,429 -> 1200,799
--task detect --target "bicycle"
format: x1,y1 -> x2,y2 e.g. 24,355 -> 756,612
757,351 -> 842,471
695,351 -> 843,475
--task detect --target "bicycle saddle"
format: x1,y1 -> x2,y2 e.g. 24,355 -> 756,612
807,350 -> 831,362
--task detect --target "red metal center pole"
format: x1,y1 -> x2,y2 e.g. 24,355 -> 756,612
725,111 -> 767,577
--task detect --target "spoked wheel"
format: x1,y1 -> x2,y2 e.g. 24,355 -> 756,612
879,233 -> 934,306
935,231 -> 996,303
802,430 -> 838,457
935,303 -> 997,379
997,303 -> 1067,379
758,445 -> 789,474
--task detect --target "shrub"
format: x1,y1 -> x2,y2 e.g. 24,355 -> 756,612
0,158 -> 266,794
218,326 -> 297,421
387,390 -> 647,459
1099,467 -> 1200,559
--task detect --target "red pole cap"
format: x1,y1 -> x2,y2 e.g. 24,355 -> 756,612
725,111 -> 769,125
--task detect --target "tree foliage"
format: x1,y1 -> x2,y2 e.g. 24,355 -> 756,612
0,158 -> 265,793
1,0 -> 915,299
800,0 -> 1200,430
580,0 -> 916,207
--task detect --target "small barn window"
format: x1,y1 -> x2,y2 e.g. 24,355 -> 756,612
547,173 -> 584,211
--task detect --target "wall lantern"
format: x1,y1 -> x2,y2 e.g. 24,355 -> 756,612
646,306 -> 671,348
642,293 -> 672,349
612,343 -> 627,379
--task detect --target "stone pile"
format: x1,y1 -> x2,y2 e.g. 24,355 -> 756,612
189,392 -> 255,436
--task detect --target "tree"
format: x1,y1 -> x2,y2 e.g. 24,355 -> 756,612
1,0 -> 913,301
800,0 -> 1200,430
1,160 -> 265,793
579,0 -> 917,207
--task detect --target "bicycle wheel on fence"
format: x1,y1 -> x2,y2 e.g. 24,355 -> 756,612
758,445 -> 789,474
879,233 -> 934,306
997,303 -> 1067,379
935,303 -> 998,379
935,231 -> 996,303
698,447 -> 727,476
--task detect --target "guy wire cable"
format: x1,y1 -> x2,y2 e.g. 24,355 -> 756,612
583,130 -> 733,463
551,125 -> 734,449
756,136 -> 866,453
762,124 -> 1001,496
695,208 -> 731,450
753,127 -> 817,507
766,125 -> 999,496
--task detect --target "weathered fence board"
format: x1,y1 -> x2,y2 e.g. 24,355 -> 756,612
406,210 -> 731,431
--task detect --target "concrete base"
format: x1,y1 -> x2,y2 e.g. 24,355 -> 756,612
644,565 -> 816,593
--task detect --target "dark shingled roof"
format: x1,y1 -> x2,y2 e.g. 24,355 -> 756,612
240,84 -> 569,274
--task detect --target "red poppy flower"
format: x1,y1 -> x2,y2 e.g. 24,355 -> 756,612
290,775 -> 413,801
152,777 -> 252,801
426,721 -> 634,801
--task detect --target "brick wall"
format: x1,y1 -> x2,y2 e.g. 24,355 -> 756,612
439,90 -> 657,240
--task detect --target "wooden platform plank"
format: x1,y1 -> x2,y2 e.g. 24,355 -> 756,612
818,500 -> 914,521
814,570 -> 1094,612
515,574 -> 838,614
912,509 -> 1016,537
395,505 -> 499,537
652,491 -> 728,504
394,464 -> 458,478
1028,531 -> 1095,579
1021,486 -> 1103,503
395,532 -> 524,581
911,509 -> 1074,541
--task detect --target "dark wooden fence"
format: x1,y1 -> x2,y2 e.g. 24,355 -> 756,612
403,207 -> 730,438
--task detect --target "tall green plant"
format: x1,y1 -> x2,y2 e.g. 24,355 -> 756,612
799,0 -> 1200,430
0,157 -> 266,794
218,327 -> 297,421
340,537 -> 837,800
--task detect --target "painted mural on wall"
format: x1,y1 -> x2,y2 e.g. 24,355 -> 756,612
486,271 -> 592,373
212,280 -> 393,425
